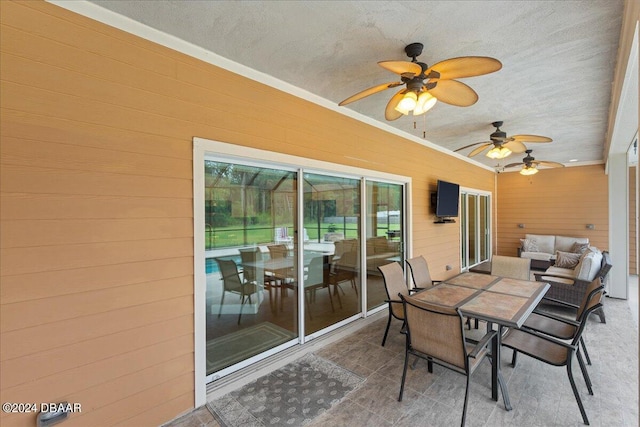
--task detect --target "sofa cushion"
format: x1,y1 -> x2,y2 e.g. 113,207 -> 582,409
575,248 -> 603,281
544,266 -> 576,279
555,236 -> 589,252
520,238 -> 539,252
520,251 -> 553,261
526,234 -> 555,255
555,251 -> 581,269
570,241 -> 590,254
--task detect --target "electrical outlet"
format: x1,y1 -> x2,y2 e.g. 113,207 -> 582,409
446,265 -> 452,271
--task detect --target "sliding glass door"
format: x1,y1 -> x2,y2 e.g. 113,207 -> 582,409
365,181 -> 404,310
461,190 -> 491,269
204,161 -> 298,376
198,149 -> 408,382
303,173 -> 361,335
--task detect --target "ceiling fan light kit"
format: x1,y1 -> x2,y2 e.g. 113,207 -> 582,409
486,145 -> 512,160
519,165 -> 539,175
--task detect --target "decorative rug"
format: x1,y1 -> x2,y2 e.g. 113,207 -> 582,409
207,322 -> 297,374
207,353 -> 365,426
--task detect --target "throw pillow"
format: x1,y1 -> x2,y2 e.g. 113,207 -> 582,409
520,238 -> 538,252
555,251 -> 581,269
571,242 -> 589,254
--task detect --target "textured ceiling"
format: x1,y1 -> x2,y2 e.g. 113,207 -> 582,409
89,0 -> 625,169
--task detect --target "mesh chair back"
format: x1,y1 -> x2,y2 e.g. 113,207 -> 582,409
572,286 -> 605,346
239,248 -> 262,283
268,244 -> 289,259
306,256 -> 325,287
406,256 -> 434,289
378,262 -> 409,319
215,258 -> 244,293
491,255 -> 531,280
402,294 -> 466,369
575,277 -> 603,321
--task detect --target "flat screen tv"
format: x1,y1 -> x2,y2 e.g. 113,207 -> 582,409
435,180 -> 460,221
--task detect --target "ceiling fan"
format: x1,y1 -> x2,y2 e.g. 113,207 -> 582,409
454,121 -> 553,160
504,149 -> 565,175
338,42 -> 502,120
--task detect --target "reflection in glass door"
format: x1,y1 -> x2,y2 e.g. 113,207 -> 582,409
200,152 -> 408,380
366,181 -> 404,310
461,190 -> 491,269
204,161 -> 298,376
303,173 -> 361,335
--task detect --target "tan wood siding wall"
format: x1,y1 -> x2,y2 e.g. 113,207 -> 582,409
496,165 -> 609,258
630,166 -> 638,275
0,2 -> 495,426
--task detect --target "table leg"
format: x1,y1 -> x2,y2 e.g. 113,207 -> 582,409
488,322 -> 512,411
495,325 -> 512,411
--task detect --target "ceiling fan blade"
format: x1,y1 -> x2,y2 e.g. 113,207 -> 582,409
339,81 -> 403,106
503,140 -> 528,153
454,140 -> 491,152
427,56 -> 502,80
378,60 -> 422,77
468,143 -> 493,157
384,89 -> 406,121
503,162 -> 524,168
510,134 -> 553,143
536,160 -> 565,168
428,79 -> 478,107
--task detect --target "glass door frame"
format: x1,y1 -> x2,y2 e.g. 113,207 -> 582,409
193,137 -> 411,405
460,187 -> 492,270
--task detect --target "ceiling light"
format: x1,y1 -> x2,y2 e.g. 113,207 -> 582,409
413,92 -> 438,115
569,159 -> 578,162
486,146 -> 512,159
520,165 -> 538,175
395,92 -> 418,114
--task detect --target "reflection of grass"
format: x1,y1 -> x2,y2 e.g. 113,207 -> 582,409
205,223 -> 401,249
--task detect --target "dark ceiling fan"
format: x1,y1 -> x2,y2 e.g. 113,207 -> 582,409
504,149 -> 565,175
338,42 -> 502,120
454,121 -> 553,159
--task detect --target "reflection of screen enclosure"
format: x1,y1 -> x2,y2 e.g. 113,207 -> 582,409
204,161 -> 296,249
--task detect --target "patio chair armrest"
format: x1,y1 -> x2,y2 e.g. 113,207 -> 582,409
518,327 -> 578,350
409,287 -> 425,294
531,309 -> 580,327
469,330 -> 497,358
432,280 -> 442,284
539,296 -> 579,309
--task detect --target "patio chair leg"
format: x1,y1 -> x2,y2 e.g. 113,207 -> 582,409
217,292 -> 226,318
511,349 -> 518,367
577,349 -> 593,395
398,350 -> 410,402
595,307 -> 606,324
567,357 -> 590,425
461,375 -> 471,427
580,336 -> 592,365
381,311 -> 392,346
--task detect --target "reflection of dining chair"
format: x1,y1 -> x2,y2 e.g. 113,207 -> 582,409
513,277 -> 603,371
501,283 -> 605,425
215,258 -> 259,325
239,247 -> 279,312
378,262 -> 409,347
490,255 -> 531,280
398,293 -> 497,427
405,255 -> 441,291
267,244 -> 289,259
330,249 -> 357,298
303,256 -> 336,319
